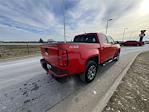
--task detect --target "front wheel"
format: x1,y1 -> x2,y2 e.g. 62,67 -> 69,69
80,61 -> 98,83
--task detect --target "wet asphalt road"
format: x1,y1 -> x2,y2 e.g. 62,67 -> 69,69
0,45 -> 149,112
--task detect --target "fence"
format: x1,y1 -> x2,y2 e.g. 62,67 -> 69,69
0,43 -> 42,59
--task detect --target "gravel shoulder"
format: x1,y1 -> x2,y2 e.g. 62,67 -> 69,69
103,51 -> 149,112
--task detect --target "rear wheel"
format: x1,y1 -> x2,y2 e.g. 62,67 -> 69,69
80,61 -> 98,83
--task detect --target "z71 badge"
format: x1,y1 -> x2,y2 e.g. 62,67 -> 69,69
69,45 -> 79,48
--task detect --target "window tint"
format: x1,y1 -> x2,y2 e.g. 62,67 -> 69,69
100,34 -> 108,43
74,34 -> 97,43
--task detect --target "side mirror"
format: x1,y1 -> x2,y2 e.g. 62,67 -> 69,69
114,41 -> 119,44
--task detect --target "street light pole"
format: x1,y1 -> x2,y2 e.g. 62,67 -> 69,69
62,0 -> 66,43
106,19 -> 112,34
122,28 -> 128,41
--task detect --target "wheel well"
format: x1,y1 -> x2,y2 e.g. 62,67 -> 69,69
87,56 -> 99,64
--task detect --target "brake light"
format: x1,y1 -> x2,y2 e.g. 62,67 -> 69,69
58,49 -> 68,67
44,48 -> 48,55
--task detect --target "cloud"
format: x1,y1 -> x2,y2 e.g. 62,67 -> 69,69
102,0 -> 141,20
65,0 -> 143,37
0,0 -> 148,41
0,0 -> 80,40
0,25 -> 43,41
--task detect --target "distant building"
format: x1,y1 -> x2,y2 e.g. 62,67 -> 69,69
47,39 -> 55,43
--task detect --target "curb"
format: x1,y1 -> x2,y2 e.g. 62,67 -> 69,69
92,52 -> 140,112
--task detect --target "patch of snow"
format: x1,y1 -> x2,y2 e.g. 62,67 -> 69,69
106,107 -> 110,111
126,92 -> 131,95
132,106 -> 136,110
93,90 -> 97,95
127,82 -> 132,87
118,101 -> 122,105
114,98 -> 118,101
137,90 -> 140,94
125,95 -> 133,99
143,98 -> 147,101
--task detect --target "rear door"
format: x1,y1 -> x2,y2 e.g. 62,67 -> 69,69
107,36 -> 117,57
99,34 -> 111,63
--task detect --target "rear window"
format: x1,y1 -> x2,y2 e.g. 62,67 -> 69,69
74,34 -> 97,43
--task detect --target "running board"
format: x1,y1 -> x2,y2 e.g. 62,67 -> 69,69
102,59 -> 114,66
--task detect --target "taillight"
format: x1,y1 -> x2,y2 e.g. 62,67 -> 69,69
58,49 -> 68,67
45,48 -> 48,53
44,48 -> 48,55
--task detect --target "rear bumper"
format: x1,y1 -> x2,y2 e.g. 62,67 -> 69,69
40,59 -> 69,78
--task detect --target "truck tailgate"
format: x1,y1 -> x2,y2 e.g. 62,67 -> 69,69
41,44 -> 59,66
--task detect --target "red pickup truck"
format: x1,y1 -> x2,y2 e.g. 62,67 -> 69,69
40,33 -> 120,83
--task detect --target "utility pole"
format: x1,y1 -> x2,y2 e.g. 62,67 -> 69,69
106,19 -> 113,34
122,28 -> 128,41
26,42 -> 29,55
62,0 -> 66,43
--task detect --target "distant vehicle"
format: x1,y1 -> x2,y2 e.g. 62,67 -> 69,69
47,39 -> 56,43
122,40 -> 144,46
40,33 -> 121,83
114,41 -> 124,46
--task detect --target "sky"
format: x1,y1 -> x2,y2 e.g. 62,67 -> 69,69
0,0 -> 149,41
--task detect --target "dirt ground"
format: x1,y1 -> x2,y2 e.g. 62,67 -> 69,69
0,45 -> 40,60
103,51 -> 149,112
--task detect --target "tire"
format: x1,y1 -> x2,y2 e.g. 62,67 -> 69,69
80,61 -> 98,83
